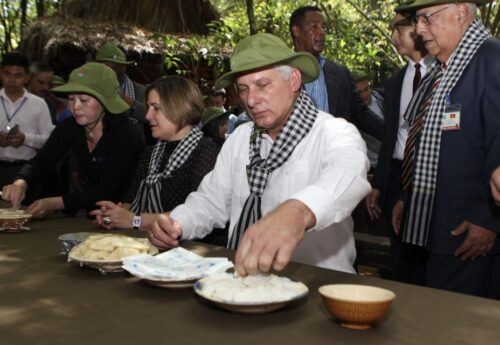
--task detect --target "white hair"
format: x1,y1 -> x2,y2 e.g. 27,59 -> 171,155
274,65 -> 296,80
465,3 -> 477,19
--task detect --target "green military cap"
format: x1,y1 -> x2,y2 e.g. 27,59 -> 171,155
96,43 -> 133,65
395,1 -> 418,14
351,69 -> 374,83
215,33 -> 319,90
403,0 -> 492,11
52,75 -> 65,86
51,62 -> 129,114
201,107 -> 230,127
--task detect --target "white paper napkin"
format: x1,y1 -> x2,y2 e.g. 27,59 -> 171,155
122,247 -> 233,281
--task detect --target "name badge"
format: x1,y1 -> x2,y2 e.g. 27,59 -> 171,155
442,103 -> 461,131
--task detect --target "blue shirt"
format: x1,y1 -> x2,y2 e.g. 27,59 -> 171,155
304,56 -> 329,113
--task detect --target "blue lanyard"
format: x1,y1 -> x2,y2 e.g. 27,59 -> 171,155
1,96 -> 28,123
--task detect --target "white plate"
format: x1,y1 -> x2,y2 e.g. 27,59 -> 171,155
193,277 -> 309,314
142,278 -> 199,289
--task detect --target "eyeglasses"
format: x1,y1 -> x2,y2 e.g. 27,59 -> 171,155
412,6 -> 449,25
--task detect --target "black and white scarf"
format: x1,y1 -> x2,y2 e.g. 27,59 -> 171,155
228,90 -> 318,249
402,18 -> 491,246
121,74 -> 136,100
130,126 -> 203,213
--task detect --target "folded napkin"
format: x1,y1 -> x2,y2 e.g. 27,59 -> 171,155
122,247 -> 233,281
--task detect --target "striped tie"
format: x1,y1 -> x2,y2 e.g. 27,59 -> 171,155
401,66 -> 444,192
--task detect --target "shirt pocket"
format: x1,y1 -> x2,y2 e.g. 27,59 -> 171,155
284,159 -> 311,195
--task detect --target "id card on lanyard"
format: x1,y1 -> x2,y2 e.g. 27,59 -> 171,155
442,94 -> 461,131
2,96 -> 27,131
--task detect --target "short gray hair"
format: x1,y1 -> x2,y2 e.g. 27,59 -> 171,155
274,65 -> 296,80
465,3 -> 477,19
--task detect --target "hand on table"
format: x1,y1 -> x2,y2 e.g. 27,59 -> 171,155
26,197 -> 63,217
365,188 -> 382,221
391,200 -> 404,236
452,221 -> 497,260
2,179 -> 28,209
234,199 -> 315,276
148,213 -> 181,249
90,201 -> 133,229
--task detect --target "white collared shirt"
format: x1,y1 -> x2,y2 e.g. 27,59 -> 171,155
0,88 -> 54,162
171,111 -> 371,273
393,55 -> 434,160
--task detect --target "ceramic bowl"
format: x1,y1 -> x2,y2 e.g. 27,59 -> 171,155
318,284 -> 395,330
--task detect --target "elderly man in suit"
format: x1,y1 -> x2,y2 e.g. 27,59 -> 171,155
391,0 -> 500,298
289,6 -> 384,141
365,5 -> 431,283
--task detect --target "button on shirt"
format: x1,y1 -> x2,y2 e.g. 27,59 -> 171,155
393,56 -> 433,160
171,111 -> 371,273
304,56 -> 329,113
0,89 -> 54,162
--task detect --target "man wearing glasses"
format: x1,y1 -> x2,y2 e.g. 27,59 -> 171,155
392,0 -> 500,298
366,4 -> 431,284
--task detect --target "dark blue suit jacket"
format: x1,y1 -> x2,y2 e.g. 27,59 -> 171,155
323,59 -> 384,140
372,66 -> 406,211
426,38 -> 500,255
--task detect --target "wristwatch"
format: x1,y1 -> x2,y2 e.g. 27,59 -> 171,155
132,215 -> 142,230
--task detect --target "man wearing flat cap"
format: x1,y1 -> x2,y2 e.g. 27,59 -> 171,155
392,0 -> 500,298
149,33 -> 371,275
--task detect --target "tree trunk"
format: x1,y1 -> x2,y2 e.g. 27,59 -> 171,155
36,0 -> 45,17
245,0 -> 257,35
20,0 -> 28,38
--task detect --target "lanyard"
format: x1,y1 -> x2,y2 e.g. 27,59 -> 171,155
1,96 -> 28,123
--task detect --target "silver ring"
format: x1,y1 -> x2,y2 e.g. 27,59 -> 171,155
103,216 -> 112,225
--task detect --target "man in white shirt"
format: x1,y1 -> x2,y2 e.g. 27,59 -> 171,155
148,33 -> 370,275
0,52 -> 54,189
365,7 -> 431,283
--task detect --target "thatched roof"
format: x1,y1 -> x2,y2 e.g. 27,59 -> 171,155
22,16 -> 169,57
61,0 -> 220,35
19,0 -> 229,82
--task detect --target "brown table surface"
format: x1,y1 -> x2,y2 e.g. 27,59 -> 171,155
1,214 -> 499,345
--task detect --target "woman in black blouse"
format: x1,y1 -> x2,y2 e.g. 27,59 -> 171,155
1,62 -> 145,216
91,76 -> 221,237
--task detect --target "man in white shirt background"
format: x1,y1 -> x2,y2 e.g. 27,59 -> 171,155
0,51 -> 54,189
148,33 -> 370,276
365,5 -> 431,283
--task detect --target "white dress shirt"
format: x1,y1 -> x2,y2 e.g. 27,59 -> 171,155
0,88 -> 54,162
393,55 -> 434,160
171,111 -> 371,273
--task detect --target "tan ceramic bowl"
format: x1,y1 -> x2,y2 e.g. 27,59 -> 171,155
318,284 -> 396,330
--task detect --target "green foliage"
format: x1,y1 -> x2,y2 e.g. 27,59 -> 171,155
208,0 -> 404,83
0,0 -> 62,56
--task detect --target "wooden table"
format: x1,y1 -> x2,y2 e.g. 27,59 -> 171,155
1,215 -> 499,345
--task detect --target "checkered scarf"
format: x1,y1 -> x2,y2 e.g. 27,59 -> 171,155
372,89 -> 385,115
130,126 -> 203,213
228,90 -> 318,249
401,18 -> 491,246
121,74 -> 136,100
